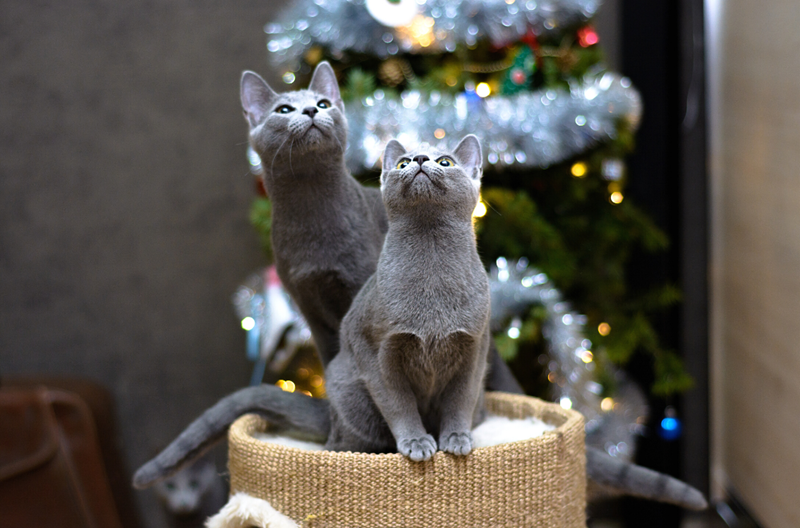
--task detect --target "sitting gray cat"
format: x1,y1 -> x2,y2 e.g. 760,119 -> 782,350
324,135 -> 489,460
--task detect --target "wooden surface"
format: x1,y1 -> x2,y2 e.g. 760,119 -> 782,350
709,1 -> 800,527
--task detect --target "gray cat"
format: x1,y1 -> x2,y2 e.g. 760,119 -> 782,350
324,136 -> 489,459
240,62 -> 387,366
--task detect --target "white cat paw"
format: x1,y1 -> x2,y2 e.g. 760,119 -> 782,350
397,434 -> 437,461
439,431 -> 473,456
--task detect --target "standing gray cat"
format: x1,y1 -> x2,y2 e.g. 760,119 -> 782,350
324,135 -> 489,459
241,62 -> 387,366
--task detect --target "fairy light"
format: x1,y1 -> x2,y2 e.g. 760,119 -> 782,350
476,82 -> 492,98
577,26 -> 599,47
601,397 -> 614,412
277,380 -> 296,393
571,162 -> 587,178
560,397 -> 573,410
598,322 -> 611,336
241,317 -> 256,331
609,191 -> 624,204
580,350 -> 594,363
434,128 -> 446,139
310,375 -> 324,388
282,72 -> 296,84
507,327 -> 521,339
398,15 -> 435,48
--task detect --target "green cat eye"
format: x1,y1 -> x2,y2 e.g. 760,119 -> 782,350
276,105 -> 294,114
317,100 -> 331,109
437,157 -> 455,167
397,159 -> 410,169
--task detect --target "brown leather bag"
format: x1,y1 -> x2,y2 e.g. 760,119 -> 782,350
0,386 -> 124,528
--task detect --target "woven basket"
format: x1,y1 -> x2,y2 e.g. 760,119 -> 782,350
228,392 -> 586,528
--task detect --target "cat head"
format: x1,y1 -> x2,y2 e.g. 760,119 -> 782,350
380,135 -> 483,218
153,459 -> 218,515
241,61 -> 347,167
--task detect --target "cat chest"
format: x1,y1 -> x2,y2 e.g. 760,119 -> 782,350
389,331 -> 480,398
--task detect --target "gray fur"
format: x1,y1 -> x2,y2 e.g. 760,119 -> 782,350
132,385 -> 329,489
241,62 -> 387,366
324,136 -> 490,460
586,446 -> 708,510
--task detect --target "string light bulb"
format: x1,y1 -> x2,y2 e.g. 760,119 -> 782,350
598,322 -> 611,336
571,162 -> 588,177
476,82 -> 492,98
473,199 -> 488,218
609,191 -> 624,204
241,317 -> 256,331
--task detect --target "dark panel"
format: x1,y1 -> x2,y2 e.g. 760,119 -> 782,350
678,0 -> 710,503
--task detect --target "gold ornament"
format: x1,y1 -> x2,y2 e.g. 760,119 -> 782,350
304,46 -> 323,66
378,58 -> 416,87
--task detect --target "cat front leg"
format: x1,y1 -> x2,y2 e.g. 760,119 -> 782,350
366,333 -> 436,462
436,331 -> 489,456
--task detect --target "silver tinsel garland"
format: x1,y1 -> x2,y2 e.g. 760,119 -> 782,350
344,70 -> 640,173
245,71 -> 641,175
489,257 -> 647,459
266,0 -> 603,66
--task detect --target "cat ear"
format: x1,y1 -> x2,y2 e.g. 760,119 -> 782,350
453,134 -> 483,179
241,71 -> 278,128
309,61 -> 344,112
382,139 -> 407,174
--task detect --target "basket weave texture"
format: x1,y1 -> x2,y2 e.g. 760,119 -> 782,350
228,392 -> 586,528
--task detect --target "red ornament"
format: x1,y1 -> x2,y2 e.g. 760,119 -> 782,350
255,177 -> 268,197
521,29 -> 540,51
577,26 -> 599,47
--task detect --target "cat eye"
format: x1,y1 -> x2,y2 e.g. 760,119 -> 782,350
275,105 -> 295,114
396,159 -> 410,169
437,157 -> 455,167
317,99 -> 331,109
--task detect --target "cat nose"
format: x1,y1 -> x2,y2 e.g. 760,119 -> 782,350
413,155 -> 429,166
302,106 -> 318,118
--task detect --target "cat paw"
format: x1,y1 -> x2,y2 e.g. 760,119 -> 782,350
397,434 -> 437,462
439,431 -> 473,456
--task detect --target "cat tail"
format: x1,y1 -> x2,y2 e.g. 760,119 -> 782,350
486,340 -> 524,394
586,447 -> 708,510
132,384 -> 331,489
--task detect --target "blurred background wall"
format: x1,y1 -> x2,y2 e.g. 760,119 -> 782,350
0,2 -> 289,527
708,0 -> 800,526
0,1 -> 621,527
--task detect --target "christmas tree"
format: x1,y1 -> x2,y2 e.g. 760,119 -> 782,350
248,0 -> 691,419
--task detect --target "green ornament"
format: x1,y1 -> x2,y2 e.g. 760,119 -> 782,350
502,47 -> 535,95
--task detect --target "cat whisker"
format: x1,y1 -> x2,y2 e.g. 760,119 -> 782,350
289,139 -> 295,177
270,137 -> 291,177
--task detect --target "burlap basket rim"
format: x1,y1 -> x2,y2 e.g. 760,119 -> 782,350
228,392 -> 587,528
230,391 -> 583,460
